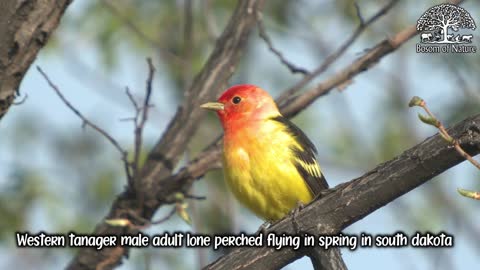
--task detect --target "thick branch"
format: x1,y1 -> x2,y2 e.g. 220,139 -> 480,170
66,1 -> 464,269
204,114 -> 480,269
279,0 -> 462,112
152,3 -> 425,201
67,1 -> 266,269
0,0 -> 72,120
139,0 -> 266,200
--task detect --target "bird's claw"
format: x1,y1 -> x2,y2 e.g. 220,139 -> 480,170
291,201 -> 305,235
256,221 -> 271,235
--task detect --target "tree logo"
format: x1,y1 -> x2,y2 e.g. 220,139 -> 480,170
416,4 -> 477,53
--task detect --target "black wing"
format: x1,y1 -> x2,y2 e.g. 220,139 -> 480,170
271,116 -> 329,196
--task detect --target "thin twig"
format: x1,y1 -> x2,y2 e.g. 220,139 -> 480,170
257,17 -> 309,75
13,94 -> 28,105
37,66 -> 133,182
184,194 -> 207,200
354,1 -> 365,25
159,0 -> 435,196
277,0 -> 399,106
153,0 -> 420,198
67,0 -> 468,268
132,59 -> 156,188
409,96 -> 480,200
416,98 -> 480,170
203,114 -> 480,269
125,87 -> 140,112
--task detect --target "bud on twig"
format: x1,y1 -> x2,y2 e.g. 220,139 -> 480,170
408,96 -> 424,107
457,188 -> 480,200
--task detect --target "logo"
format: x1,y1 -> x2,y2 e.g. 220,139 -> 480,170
416,4 -> 476,53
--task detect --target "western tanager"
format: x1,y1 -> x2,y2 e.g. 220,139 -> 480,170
201,84 -> 328,221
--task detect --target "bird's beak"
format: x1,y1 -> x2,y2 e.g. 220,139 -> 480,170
200,102 -> 224,111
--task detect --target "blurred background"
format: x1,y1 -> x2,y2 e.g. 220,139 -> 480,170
0,0 -> 479,269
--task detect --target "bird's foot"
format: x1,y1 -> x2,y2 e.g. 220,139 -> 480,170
256,221 -> 271,235
291,201 -> 305,235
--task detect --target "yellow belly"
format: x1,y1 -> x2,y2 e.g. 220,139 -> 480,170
223,140 -> 313,222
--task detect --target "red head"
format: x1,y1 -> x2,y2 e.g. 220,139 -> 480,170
201,84 -> 280,131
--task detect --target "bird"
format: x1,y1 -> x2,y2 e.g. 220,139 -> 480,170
201,84 -> 328,222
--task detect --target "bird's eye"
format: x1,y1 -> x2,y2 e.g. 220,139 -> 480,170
232,96 -> 242,104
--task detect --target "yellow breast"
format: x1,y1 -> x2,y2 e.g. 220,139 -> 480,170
222,120 -> 313,221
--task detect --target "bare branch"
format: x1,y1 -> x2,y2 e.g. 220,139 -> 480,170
410,96 -> 480,170
37,66 -> 133,186
125,87 -> 140,112
204,113 -> 480,269
151,0 -> 465,225
257,17 -> 310,75
151,0 -> 441,213
161,0 -> 409,192
353,1 -> 365,25
139,0 -> 268,199
37,67 -> 126,157
132,59 -> 156,188
67,1 -> 267,269
66,1 -> 467,269
277,0 -> 400,107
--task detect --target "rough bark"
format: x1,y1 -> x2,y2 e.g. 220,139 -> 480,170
0,0 -> 72,120
66,0 -> 267,269
204,113 -> 480,269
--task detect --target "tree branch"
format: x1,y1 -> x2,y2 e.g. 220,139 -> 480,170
279,0 -> 462,112
139,0 -> 267,200
150,0 -> 430,202
37,66 -> 132,183
277,0 -> 400,106
140,2 -> 465,268
203,113 -> 480,269
307,247 -> 348,270
257,17 -> 310,75
67,1 -> 266,269
132,58 -> 156,190
66,1 -> 466,269
0,0 -> 72,120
